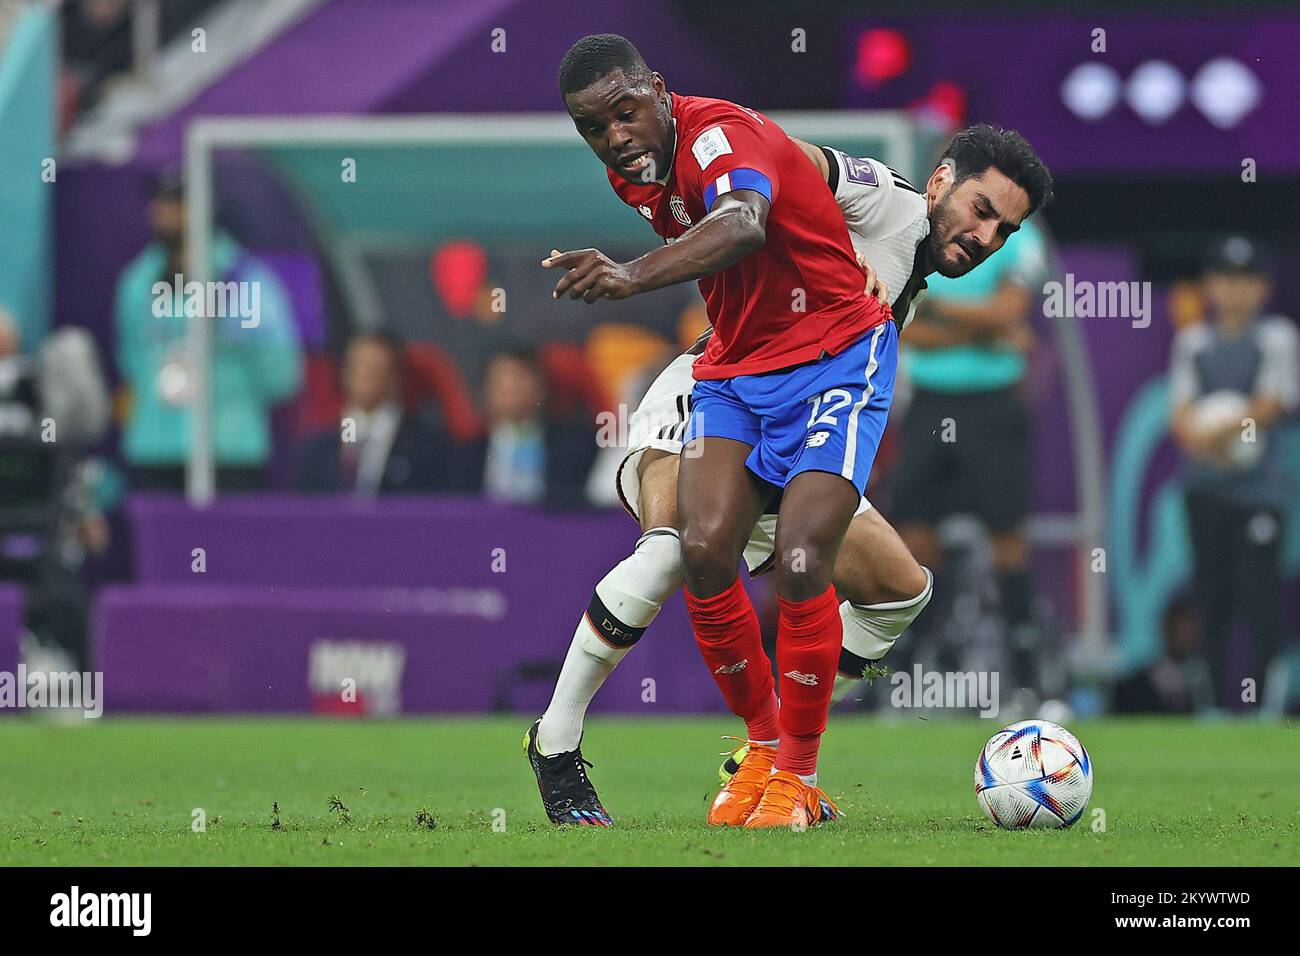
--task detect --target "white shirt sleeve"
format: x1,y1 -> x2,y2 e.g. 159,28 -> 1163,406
824,147 -> 926,238
1255,317 -> 1300,412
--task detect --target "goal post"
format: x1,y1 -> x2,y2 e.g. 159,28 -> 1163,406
181,110 -> 926,504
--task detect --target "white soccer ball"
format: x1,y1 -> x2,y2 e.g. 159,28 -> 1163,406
974,720 -> 1093,830
1191,389 -> 1264,469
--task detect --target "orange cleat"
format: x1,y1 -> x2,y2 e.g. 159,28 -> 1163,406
707,740 -> 777,826
742,769 -> 842,830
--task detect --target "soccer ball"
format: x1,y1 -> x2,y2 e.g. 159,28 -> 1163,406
974,720 -> 1092,830
1192,389 -> 1264,469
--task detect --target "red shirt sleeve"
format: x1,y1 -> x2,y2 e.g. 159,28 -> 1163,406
678,115 -> 782,212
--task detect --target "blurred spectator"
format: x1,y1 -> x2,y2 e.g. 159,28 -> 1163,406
295,332 -> 444,495
0,309 -> 111,671
464,346 -> 596,508
892,218 -> 1052,701
114,172 -> 302,493
60,0 -> 222,121
1169,236 -> 1300,711
61,0 -> 132,114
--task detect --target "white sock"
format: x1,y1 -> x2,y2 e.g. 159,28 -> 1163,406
830,568 -> 934,705
537,635 -> 627,755
537,528 -> 682,755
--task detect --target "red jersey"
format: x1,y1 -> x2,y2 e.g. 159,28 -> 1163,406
608,93 -> 887,380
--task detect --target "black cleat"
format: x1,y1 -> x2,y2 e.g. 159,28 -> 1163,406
524,719 -> 614,827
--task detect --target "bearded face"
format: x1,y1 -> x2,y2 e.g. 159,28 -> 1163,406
925,168 -> 1031,278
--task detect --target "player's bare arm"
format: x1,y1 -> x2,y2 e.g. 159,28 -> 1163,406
789,135 -> 831,182
543,189 -> 769,303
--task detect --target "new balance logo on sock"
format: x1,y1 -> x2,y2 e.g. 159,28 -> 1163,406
784,670 -> 819,686
714,659 -> 749,675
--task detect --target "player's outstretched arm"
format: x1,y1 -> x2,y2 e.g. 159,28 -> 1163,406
543,190 -> 769,304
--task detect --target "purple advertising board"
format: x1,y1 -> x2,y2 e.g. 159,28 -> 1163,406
100,495 -> 726,715
93,582 -> 724,716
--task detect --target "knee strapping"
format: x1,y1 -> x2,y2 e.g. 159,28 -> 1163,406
581,528 -> 683,658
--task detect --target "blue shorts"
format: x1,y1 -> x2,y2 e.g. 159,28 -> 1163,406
683,322 -> 898,495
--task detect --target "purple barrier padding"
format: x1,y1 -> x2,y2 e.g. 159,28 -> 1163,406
111,495 -> 735,713
92,582 -> 723,715
130,493 -> 645,587
0,583 -> 24,686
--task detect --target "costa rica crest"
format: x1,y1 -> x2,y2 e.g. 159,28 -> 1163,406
669,194 -> 692,226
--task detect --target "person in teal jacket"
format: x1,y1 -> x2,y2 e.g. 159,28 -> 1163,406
114,176 -> 302,491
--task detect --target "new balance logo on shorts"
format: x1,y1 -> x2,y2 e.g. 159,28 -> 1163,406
784,670 -> 819,686
714,659 -> 749,675
805,431 -> 830,448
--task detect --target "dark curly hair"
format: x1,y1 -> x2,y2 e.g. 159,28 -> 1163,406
939,125 -> 1055,215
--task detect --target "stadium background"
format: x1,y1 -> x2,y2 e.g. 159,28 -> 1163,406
1,0 -> 1298,724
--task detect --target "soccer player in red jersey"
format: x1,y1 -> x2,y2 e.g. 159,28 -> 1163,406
542,35 -> 1051,828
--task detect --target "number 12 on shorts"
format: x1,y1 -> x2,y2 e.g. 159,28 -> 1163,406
806,388 -> 854,429
804,388 -> 855,448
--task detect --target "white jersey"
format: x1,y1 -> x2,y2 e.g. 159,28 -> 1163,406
821,146 -> 931,331
616,147 -> 929,563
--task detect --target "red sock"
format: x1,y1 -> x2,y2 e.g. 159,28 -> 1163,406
774,587 -> 842,776
685,577 -> 779,742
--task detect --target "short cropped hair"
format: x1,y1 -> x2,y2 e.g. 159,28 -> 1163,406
558,34 -> 651,96
940,125 -> 1055,215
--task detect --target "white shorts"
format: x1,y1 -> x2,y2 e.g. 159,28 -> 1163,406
615,351 -> 873,575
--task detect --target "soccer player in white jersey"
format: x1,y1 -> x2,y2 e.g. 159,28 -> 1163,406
526,124 -> 1053,826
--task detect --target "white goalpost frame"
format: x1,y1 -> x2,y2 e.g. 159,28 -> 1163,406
183,121 -> 215,505
183,111 -> 1108,655
182,110 -> 916,506
182,110 -> 919,150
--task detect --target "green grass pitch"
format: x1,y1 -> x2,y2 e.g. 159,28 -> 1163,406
0,716 -> 1295,866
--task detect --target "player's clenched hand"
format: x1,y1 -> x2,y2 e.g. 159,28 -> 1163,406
542,248 -> 641,303
855,250 -> 889,305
